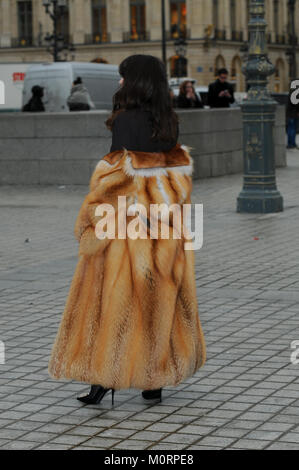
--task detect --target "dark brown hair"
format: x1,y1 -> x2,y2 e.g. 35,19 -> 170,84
179,80 -> 195,97
106,54 -> 178,142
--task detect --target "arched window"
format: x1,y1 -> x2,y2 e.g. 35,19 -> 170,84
231,56 -> 245,91
214,55 -> 226,78
130,0 -> 146,40
92,0 -> 108,43
274,58 -> 286,92
170,0 -> 187,39
170,55 -> 188,78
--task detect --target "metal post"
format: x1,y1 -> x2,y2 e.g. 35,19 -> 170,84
161,0 -> 166,66
288,0 -> 297,81
237,0 -> 283,213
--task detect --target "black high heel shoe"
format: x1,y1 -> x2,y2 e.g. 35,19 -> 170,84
142,388 -> 162,402
77,385 -> 115,405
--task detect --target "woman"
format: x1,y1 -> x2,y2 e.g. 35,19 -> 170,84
67,77 -> 95,112
48,54 -> 206,405
177,80 -> 204,109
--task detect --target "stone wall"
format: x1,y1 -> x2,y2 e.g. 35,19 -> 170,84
0,106 -> 286,185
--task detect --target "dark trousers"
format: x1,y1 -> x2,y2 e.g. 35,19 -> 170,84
287,118 -> 297,147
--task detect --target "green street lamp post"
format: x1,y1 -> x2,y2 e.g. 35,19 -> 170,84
43,0 -> 75,62
286,0 -> 297,82
237,0 -> 283,213
161,0 -> 167,66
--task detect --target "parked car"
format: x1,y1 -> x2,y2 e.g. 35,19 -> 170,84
22,62 -> 120,112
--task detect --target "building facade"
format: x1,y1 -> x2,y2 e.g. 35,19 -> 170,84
0,0 -> 298,91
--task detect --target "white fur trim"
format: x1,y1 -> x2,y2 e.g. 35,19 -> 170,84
156,175 -> 170,204
167,160 -> 194,177
123,148 -> 193,178
174,175 -> 187,204
95,159 -> 117,170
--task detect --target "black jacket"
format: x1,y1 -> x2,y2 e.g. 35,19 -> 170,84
286,91 -> 299,120
208,79 -> 235,108
22,97 -> 45,112
177,93 -> 204,109
110,108 -> 179,153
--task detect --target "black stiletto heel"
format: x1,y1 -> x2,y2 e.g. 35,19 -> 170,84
111,388 -> 115,406
77,385 -> 115,405
142,388 -> 162,402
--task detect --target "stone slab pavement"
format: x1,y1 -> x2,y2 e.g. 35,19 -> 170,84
0,150 -> 298,450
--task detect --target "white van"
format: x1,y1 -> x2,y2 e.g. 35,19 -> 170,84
0,62 -> 35,112
22,62 -> 120,112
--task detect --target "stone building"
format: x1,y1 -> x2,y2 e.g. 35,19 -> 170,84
0,0 -> 298,91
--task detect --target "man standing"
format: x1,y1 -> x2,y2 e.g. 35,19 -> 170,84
208,68 -> 235,108
286,89 -> 299,149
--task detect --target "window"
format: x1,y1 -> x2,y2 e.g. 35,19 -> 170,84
213,0 -> 219,30
130,0 -> 146,40
170,0 -> 186,39
273,0 -> 279,37
92,0 -> 108,43
57,0 -> 69,43
246,0 -> 250,25
230,0 -> 236,33
17,1 -> 33,46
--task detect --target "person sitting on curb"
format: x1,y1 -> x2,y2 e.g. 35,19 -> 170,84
67,77 -> 95,112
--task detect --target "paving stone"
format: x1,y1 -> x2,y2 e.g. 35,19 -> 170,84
0,149 -> 299,450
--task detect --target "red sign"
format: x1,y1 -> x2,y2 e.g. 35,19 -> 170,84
13,72 -> 26,82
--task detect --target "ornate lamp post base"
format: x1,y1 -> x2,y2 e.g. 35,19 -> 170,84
237,0 -> 284,214
237,101 -> 284,214
237,190 -> 284,213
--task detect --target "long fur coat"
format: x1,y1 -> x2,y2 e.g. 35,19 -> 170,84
48,143 -> 206,390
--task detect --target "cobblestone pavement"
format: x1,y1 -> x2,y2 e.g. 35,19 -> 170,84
0,150 -> 298,450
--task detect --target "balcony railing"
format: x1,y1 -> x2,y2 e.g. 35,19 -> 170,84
214,29 -> 226,40
11,36 -> 33,47
85,33 -> 111,44
288,34 -> 298,45
231,30 -> 243,42
123,30 -> 150,42
275,34 -> 286,44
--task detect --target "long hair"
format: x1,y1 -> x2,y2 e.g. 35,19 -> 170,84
106,54 -> 178,142
179,80 -> 195,97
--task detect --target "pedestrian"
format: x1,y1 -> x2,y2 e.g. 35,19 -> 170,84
208,68 -> 235,108
177,80 -> 204,109
67,77 -> 95,111
22,85 -> 45,112
48,54 -> 206,405
286,89 -> 299,149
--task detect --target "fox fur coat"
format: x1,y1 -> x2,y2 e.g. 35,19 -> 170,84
48,143 -> 206,390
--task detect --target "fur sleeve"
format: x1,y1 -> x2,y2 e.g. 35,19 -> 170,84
74,158 -> 135,255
